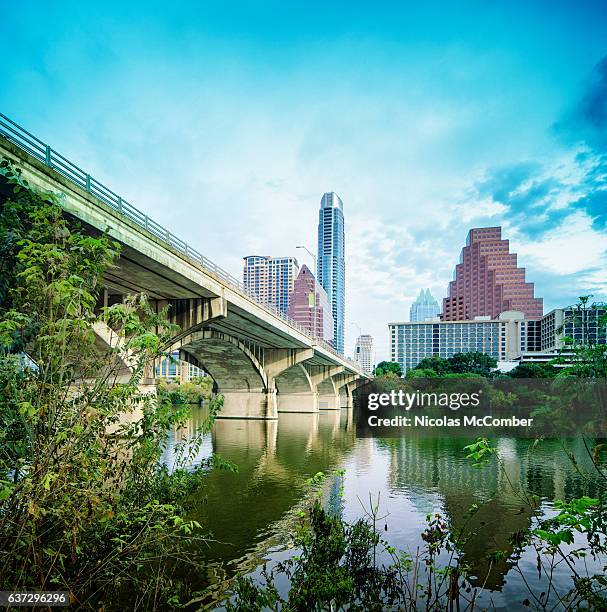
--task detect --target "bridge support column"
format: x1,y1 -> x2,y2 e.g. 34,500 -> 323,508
341,393 -> 353,409
276,391 -> 318,413
307,365 -> 343,411
318,393 -> 340,410
219,388 -> 278,420
333,373 -> 358,410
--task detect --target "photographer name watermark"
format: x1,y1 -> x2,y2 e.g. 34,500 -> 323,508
355,378 -> 607,438
366,390 -> 533,429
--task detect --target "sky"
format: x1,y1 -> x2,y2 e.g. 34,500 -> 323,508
1,1 -> 606,361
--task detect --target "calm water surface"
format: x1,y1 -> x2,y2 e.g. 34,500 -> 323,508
162,405 -> 604,610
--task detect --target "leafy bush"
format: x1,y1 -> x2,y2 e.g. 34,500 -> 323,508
0,158 -> 225,609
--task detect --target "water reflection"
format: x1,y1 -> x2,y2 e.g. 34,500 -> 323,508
163,405 -> 604,604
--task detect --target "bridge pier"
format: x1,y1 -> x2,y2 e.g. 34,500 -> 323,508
277,391 -> 318,413
218,389 -> 278,420
318,393 -> 341,410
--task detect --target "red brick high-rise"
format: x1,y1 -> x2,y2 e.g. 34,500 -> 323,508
442,227 -> 543,321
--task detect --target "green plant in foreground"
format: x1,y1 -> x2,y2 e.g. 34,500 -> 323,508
227,481 -> 477,612
463,436 -> 607,609
0,157 -> 226,610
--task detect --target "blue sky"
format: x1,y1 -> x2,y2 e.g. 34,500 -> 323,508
2,1 -> 606,360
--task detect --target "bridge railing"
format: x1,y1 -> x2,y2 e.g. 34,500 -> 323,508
0,112 -> 364,374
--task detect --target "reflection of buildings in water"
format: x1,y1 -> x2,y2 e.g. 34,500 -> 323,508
352,437 -> 375,473
520,438 -> 599,502
385,435 -> 604,589
388,437 -> 499,496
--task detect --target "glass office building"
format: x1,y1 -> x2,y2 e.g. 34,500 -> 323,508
317,192 -> 345,353
410,288 -> 440,322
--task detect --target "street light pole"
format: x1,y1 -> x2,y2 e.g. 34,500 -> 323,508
296,245 -> 318,340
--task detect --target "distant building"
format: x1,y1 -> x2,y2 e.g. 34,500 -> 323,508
443,227 -> 543,321
287,265 -> 334,342
156,350 -> 204,382
317,192 -> 345,353
243,255 -> 299,315
390,304 -> 606,373
389,311 -> 527,373
354,334 -> 374,373
540,306 -> 606,351
410,289 -> 440,322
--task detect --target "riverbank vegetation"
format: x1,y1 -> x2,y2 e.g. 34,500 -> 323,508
0,158 -> 226,609
157,376 -> 214,405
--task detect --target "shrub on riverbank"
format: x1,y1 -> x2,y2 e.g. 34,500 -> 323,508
157,376 -> 213,404
0,158 -> 223,609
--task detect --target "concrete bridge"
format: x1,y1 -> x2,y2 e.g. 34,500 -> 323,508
0,113 -> 370,419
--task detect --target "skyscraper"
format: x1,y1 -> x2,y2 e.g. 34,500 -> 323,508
354,334 -> 374,373
410,289 -> 440,322
243,255 -> 299,315
317,192 -> 345,353
286,265 -> 334,342
442,227 -> 543,321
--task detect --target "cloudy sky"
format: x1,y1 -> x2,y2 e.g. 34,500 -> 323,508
2,1 -> 606,361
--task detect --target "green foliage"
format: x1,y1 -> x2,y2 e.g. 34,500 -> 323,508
506,362 -> 559,378
413,356 -> 451,376
0,158 -> 224,609
412,352 -> 497,377
157,377 -> 213,404
463,437 -> 495,468
373,360 -> 402,378
227,498 -> 473,611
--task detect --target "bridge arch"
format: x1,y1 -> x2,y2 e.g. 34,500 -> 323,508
169,329 -> 267,391
275,363 -> 313,395
317,376 -> 339,410
275,363 -> 317,413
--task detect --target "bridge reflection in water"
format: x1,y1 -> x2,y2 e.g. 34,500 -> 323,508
161,405 -> 603,602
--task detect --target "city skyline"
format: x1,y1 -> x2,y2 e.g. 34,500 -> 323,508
2,2 -> 606,361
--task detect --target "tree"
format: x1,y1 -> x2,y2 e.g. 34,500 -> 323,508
412,353 -> 496,377
406,367 -> 438,379
414,356 -> 451,375
0,157 -> 226,608
373,360 -> 402,377
507,362 -> 558,378
447,352 -> 497,376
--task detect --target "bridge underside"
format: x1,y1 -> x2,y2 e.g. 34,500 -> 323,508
0,133 -> 370,420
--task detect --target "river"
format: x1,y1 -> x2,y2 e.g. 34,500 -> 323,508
161,404 -> 605,610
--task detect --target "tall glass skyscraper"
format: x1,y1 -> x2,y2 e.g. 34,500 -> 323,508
410,289 -> 440,322
317,192 -> 345,354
